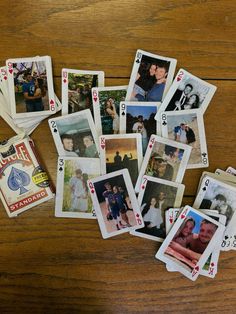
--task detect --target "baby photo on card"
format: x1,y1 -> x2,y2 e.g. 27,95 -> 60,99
119,101 -> 160,153
92,86 -> 127,136
131,176 -> 184,241
155,206 -> 225,281
126,49 -> 177,102
7,56 -> 55,118
99,134 -> 143,187
87,169 -> 144,239
49,109 -> 99,158
135,135 -> 191,192
61,69 -> 104,115
161,109 -> 208,169
55,157 -> 101,219
158,68 -> 217,113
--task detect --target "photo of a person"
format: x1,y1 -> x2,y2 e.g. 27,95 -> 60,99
164,212 -> 218,270
132,61 -> 170,102
61,134 -> 79,157
105,98 -> 119,134
132,115 -> 148,153
13,61 -> 49,113
93,174 -> 137,234
165,84 -> 193,111
69,169 -> 88,212
83,135 -> 99,158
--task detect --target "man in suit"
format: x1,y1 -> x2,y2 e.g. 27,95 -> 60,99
165,83 -> 193,111
200,194 -> 227,210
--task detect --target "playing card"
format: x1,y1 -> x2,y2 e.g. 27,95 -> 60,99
165,208 -> 226,278
61,68 -> 104,116
119,101 -> 160,154
126,49 -> 177,102
155,205 -> 225,281
48,109 -> 99,158
0,133 -> 54,217
226,166 -> 236,176
99,133 -> 143,187
55,157 -> 100,218
193,175 -> 236,250
87,169 -> 144,239
92,86 -> 127,136
135,134 -> 191,192
130,175 -> 184,242
156,68 -> 217,114
6,56 -> 55,119
160,109 -> 208,169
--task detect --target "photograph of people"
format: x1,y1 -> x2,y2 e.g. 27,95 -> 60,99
131,60 -> 170,102
13,62 -> 49,113
93,175 -> 137,233
165,84 -> 193,111
165,214 -> 218,270
98,89 -> 127,134
83,135 -> 99,158
69,169 -> 88,212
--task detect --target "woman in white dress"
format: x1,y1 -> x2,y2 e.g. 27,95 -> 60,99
105,98 -> 119,134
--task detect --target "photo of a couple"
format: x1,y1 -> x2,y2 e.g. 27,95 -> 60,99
131,55 -> 170,102
164,212 -> 218,271
13,61 -> 49,113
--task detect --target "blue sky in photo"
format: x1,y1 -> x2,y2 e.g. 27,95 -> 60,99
127,105 -> 157,119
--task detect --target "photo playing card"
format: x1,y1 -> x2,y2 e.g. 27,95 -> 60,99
226,166 -> 236,176
156,68 -> 217,114
165,208 -> 226,278
135,135 -> 191,192
99,133 -> 143,187
119,101 -> 160,154
55,157 -> 100,218
126,49 -> 177,102
155,205 -> 225,281
48,109 -> 99,158
87,169 -> 144,239
92,86 -> 127,136
193,175 -> 236,250
6,56 -> 55,118
214,169 -> 236,185
61,69 -> 104,116
130,176 -> 184,242
160,109 -> 208,169
0,133 -> 54,217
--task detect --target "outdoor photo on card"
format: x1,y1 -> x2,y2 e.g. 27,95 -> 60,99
92,86 -> 127,136
49,109 -> 99,158
126,49 -> 177,102
55,157 -> 101,218
7,56 -> 55,118
193,175 -> 236,227
155,206 -> 225,281
99,134 -> 143,187
135,135 -> 191,192
158,68 -> 217,113
161,109 -> 208,169
0,134 -> 54,217
119,101 -> 160,153
61,69 -> 104,115
87,169 -> 144,239
131,176 -> 184,241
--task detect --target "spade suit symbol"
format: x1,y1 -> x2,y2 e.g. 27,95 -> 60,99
8,167 -> 31,195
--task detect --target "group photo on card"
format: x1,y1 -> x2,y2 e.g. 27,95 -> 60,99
119,101 -> 159,153
92,86 -> 127,136
126,49 -> 177,102
55,157 -> 100,219
99,134 -> 143,186
131,176 -> 184,241
7,56 -> 55,118
158,69 -> 217,112
88,169 -> 143,238
161,109 -> 208,168
49,109 -> 99,158
61,69 -> 104,115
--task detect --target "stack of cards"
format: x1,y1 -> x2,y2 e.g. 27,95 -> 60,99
0,56 -> 61,135
0,133 -> 54,217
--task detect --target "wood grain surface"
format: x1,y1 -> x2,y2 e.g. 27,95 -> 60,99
0,1 -> 236,313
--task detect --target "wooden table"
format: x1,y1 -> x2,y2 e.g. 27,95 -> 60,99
0,1 -> 236,313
